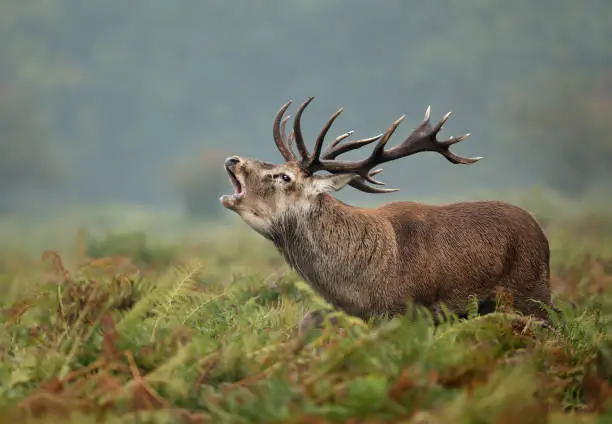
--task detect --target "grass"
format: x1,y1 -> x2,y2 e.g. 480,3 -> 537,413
1,191 -> 612,423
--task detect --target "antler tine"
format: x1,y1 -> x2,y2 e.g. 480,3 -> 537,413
300,100 -> 386,171
279,114 -> 296,157
365,168 -> 385,185
306,106 -> 344,170
293,97 -> 314,162
330,130 -> 354,148
280,115 -> 291,140
321,134 -> 383,160
272,100 -> 296,162
340,118 -> 404,192
287,129 -> 296,157
368,115 -> 406,160
350,177 -> 399,193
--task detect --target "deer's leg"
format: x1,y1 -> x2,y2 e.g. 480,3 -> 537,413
511,284 -> 553,322
501,260 -> 552,322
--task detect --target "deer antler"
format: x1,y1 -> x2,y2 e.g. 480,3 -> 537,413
273,98 -> 482,193
272,100 -> 296,162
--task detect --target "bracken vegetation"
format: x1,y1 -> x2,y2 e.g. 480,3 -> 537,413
1,196 -> 612,424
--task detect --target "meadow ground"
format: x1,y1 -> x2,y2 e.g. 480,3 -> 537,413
0,189 -> 612,423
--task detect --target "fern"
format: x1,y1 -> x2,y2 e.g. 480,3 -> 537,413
149,259 -> 204,340
116,259 -> 204,338
467,295 -> 480,319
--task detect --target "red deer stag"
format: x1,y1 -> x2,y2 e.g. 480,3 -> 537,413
220,97 -> 552,329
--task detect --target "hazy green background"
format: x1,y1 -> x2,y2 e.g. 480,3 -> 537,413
1,0 -> 611,223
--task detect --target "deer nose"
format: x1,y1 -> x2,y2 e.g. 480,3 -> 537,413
225,156 -> 241,170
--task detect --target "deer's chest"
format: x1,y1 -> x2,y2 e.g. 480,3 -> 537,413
288,253 -> 374,318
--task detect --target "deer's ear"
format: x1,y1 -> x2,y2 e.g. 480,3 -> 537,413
310,173 -> 357,194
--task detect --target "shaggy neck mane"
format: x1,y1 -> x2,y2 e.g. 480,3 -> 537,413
268,194 -> 393,291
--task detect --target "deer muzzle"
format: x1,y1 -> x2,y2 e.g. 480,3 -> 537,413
220,156 -> 245,209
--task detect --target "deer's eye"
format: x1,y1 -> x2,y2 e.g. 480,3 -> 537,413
279,173 -> 292,183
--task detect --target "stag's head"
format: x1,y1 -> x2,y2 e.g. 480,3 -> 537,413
220,97 -> 481,236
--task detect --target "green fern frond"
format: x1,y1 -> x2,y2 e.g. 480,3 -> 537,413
116,259 -> 204,337
467,295 -> 480,319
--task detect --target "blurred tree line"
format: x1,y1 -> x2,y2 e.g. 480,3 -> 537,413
0,0 -> 610,216
513,71 -> 612,196
0,89 -> 66,211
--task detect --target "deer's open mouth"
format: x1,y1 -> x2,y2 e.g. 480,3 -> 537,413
228,168 -> 243,196
220,166 -> 245,209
